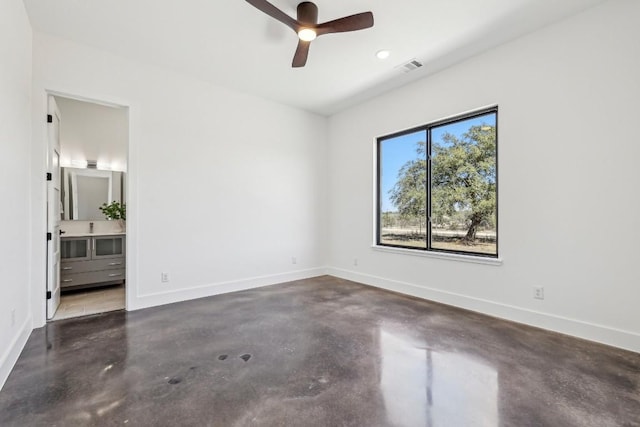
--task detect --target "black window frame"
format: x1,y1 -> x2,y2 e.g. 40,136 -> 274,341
376,106 -> 499,258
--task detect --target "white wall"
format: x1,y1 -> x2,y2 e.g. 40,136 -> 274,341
327,0 -> 640,352
31,33 -> 328,327
0,0 -> 33,388
55,96 -> 128,171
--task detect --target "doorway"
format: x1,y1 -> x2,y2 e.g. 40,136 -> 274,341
46,94 -> 129,321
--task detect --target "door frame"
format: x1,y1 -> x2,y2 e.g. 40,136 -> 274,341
38,89 -> 135,324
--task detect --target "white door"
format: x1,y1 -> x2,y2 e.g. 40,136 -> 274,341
46,96 -> 62,319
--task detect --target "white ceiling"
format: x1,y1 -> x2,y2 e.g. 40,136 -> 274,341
23,0 -> 606,115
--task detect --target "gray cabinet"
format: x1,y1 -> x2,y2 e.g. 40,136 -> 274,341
60,235 -> 125,290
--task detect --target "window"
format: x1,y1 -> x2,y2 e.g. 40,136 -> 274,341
377,108 -> 498,257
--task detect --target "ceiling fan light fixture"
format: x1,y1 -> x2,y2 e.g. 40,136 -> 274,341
298,28 -> 317,41
245,0 -> 374,67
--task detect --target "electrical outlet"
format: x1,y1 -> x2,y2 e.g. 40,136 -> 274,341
11,309 -> 15,327
292,256 -> 297,265
161,272 -> 170,283
353,258 -> 358,266
533,286 -> 544,300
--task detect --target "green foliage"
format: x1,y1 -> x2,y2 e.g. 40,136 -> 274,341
388,124 -> 496,241
381,211 -> 395,228
432,125 -> 496,240
99,201 -> 126,220
389,140 -> 427,225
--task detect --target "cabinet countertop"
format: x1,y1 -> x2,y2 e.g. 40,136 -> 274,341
61,232 -> 126,238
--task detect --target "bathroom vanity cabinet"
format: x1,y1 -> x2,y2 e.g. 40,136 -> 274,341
60,234 -> 125,290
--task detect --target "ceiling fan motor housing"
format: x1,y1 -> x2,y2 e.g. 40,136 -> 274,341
297,2 -> 318,25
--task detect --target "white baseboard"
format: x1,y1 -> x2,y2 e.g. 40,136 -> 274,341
0,315 -> 33,391
327,267 -> 640,354
130,267 -> 328,311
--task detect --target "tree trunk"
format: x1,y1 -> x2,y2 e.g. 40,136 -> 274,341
464,216 -> 481,242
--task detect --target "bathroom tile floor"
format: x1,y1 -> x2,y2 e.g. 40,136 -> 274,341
52,284 -> 125,321
1,276 -> 639,426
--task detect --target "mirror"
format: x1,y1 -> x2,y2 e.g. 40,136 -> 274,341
61,167 -> 125,220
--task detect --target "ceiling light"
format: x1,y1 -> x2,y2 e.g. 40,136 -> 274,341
376,50 -> 390,60
298,28 -> 317,42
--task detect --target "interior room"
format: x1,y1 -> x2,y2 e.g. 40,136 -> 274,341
1,0 -> 639,425
53,96 -> 128,320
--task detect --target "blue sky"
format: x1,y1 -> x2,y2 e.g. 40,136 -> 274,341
380,113 -> 496,212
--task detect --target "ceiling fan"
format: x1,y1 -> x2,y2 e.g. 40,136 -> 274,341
245,0 -> 374,68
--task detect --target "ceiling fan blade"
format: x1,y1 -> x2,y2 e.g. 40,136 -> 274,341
292,40 -> 311,68
316,12 -> 374,36
245,0 -> 300,32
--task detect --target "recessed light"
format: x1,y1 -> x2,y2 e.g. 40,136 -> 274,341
376,49 -> 390,60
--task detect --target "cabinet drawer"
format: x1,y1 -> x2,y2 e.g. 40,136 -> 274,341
60,269 -> 125,288
61,258 -> 125,275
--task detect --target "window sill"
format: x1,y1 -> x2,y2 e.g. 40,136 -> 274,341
371,245 -> 503,266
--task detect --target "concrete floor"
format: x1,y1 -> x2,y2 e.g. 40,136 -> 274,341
1,276 -> 638,426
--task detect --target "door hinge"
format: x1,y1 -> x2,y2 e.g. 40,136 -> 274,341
47,114 -> 53,123
46,291 -> 52,300
46,172 -> 52,181
46,232 -> 52,241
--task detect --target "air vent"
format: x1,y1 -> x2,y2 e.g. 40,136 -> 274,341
87,160 -> 98,169
397,59 -> 423,73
